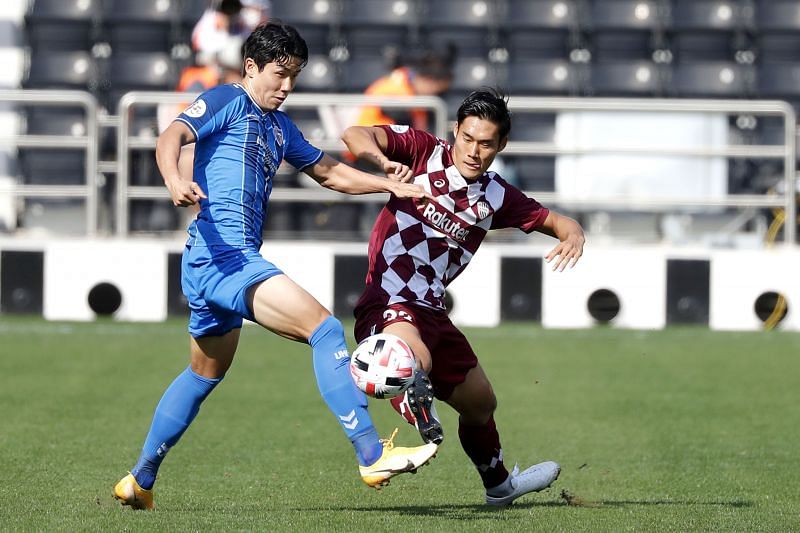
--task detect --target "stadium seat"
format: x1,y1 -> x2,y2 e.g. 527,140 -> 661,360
754,0 -> 800,32
502,1 -> 581,63
449,57 -> 504,93
23,50 -> 99,90
107,53 -> 178,91
340,0 -> 417,27
103,53 -> 178,111
505,0 -> 578,30
508,156 -> 556,192
506,31 -> 574,61
18,107 -> 86,186
130,199 -> 181,232
17,151 -> 85,185
670,0 -> 743,31
294,55 -> 337,92
181,0 -> 210,24
296,202 -> 362,240
757,63 -> 800,99
421,0 -> 501,54
270,0 -> 341,53
423,0 -> 499,28
102,0 -> 179,53
589,1 -> 664,61
589,61 -> 662,96
338,55 -> 391,92
25,0 -> 101,51
262,202 -> 297,237
591,0 -> 662,31
670,61 -> 749,97
755,1 -> 800,63
22,106 -> 88,137
19,198 -> 87,234
508,114 -> 556,143
271,0 -> 341,26
668,0 -> 744,62
341,26 -> 409,62
505,59 -> 581,95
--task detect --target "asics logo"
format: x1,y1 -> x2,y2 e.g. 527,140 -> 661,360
433,179 -> 446,188
421,202 -> 470,242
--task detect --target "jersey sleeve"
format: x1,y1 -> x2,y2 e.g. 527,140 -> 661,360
377,124 -> 436,166
490,178 -> 550,233
174,85 -> 237,141
279,114 -> 324,170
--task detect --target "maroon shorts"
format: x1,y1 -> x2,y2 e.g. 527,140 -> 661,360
354,302 -> 478,401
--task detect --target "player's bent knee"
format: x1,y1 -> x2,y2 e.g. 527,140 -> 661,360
308,314 -> 343,344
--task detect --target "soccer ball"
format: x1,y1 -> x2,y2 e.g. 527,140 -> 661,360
350,333 -> 416,399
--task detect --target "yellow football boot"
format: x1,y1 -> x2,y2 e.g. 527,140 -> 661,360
359,428 -> 438,489
113,473 -> 154,510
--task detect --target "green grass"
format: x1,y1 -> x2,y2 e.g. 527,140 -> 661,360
1,316 -> 799,531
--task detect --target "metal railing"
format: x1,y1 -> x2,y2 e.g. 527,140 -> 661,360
115,92 -> 449,235
1,90 -> 795,244
505,97 -> 797,243
0,89 -> 99,236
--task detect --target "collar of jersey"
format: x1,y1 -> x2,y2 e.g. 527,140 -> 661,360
234,82 -> 271,118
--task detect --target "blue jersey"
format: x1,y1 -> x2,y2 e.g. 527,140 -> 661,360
175,83 -> 323,249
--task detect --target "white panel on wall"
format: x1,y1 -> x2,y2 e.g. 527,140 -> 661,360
44,241 -> 168,321
543,248 -> 667,329
261,242 -> 338,311
447,247 -> 500,327
710,249 -> 800,331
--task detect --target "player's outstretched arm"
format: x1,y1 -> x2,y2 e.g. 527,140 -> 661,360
539,211 -> 585,271
304,154 -> 432,201
156,121 -> 207,207
341,126 -> 413,182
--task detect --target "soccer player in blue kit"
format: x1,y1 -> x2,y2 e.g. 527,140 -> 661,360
113,22 -> 437,510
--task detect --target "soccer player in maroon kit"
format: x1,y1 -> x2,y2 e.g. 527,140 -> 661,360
342,89 -> 585,506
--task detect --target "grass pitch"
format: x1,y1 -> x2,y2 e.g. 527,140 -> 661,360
1,316 -> 798,531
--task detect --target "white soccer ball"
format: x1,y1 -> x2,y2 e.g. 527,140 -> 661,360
350,333 -> 416,399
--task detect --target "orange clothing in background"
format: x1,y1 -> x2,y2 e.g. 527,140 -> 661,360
177,65 -> 220,93
356,67 -> 429,131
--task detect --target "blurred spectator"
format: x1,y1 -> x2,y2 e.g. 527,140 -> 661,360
159,35 -> 245,131
191,0 -> 270,57
354,44 -> 456,132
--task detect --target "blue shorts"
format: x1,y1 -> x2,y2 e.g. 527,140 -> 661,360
181,244 -> 283,338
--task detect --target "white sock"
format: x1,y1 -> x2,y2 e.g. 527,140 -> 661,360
486,474 -> 514,497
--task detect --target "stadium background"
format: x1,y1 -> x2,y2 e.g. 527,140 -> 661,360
0,0 -> 798,331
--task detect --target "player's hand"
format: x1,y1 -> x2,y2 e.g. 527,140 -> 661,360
545,233 -> 585,272
166,178 -> 207,207
389,181 -> 435,201
382,160 -> 414,183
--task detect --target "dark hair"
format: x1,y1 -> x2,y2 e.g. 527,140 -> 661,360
243,21 -> 308,72
408,43 -> 456,81
456,88 -> 511,140
216,0 -> 242,16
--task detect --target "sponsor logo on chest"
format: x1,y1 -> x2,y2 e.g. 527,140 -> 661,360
420,201 -> 470,242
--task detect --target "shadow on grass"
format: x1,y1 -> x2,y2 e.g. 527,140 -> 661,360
598,500 -> 753,508
291,498 -> 753,517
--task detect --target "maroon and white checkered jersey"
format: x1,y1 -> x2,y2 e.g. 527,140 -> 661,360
356,125 -> 550,312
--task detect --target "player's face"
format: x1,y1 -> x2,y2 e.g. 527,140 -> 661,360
242,56 -> 303,111
451,116 -> 507,180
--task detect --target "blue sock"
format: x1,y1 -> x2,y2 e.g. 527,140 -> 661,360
309,316 -> 383,466
131,366 -> 221,489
